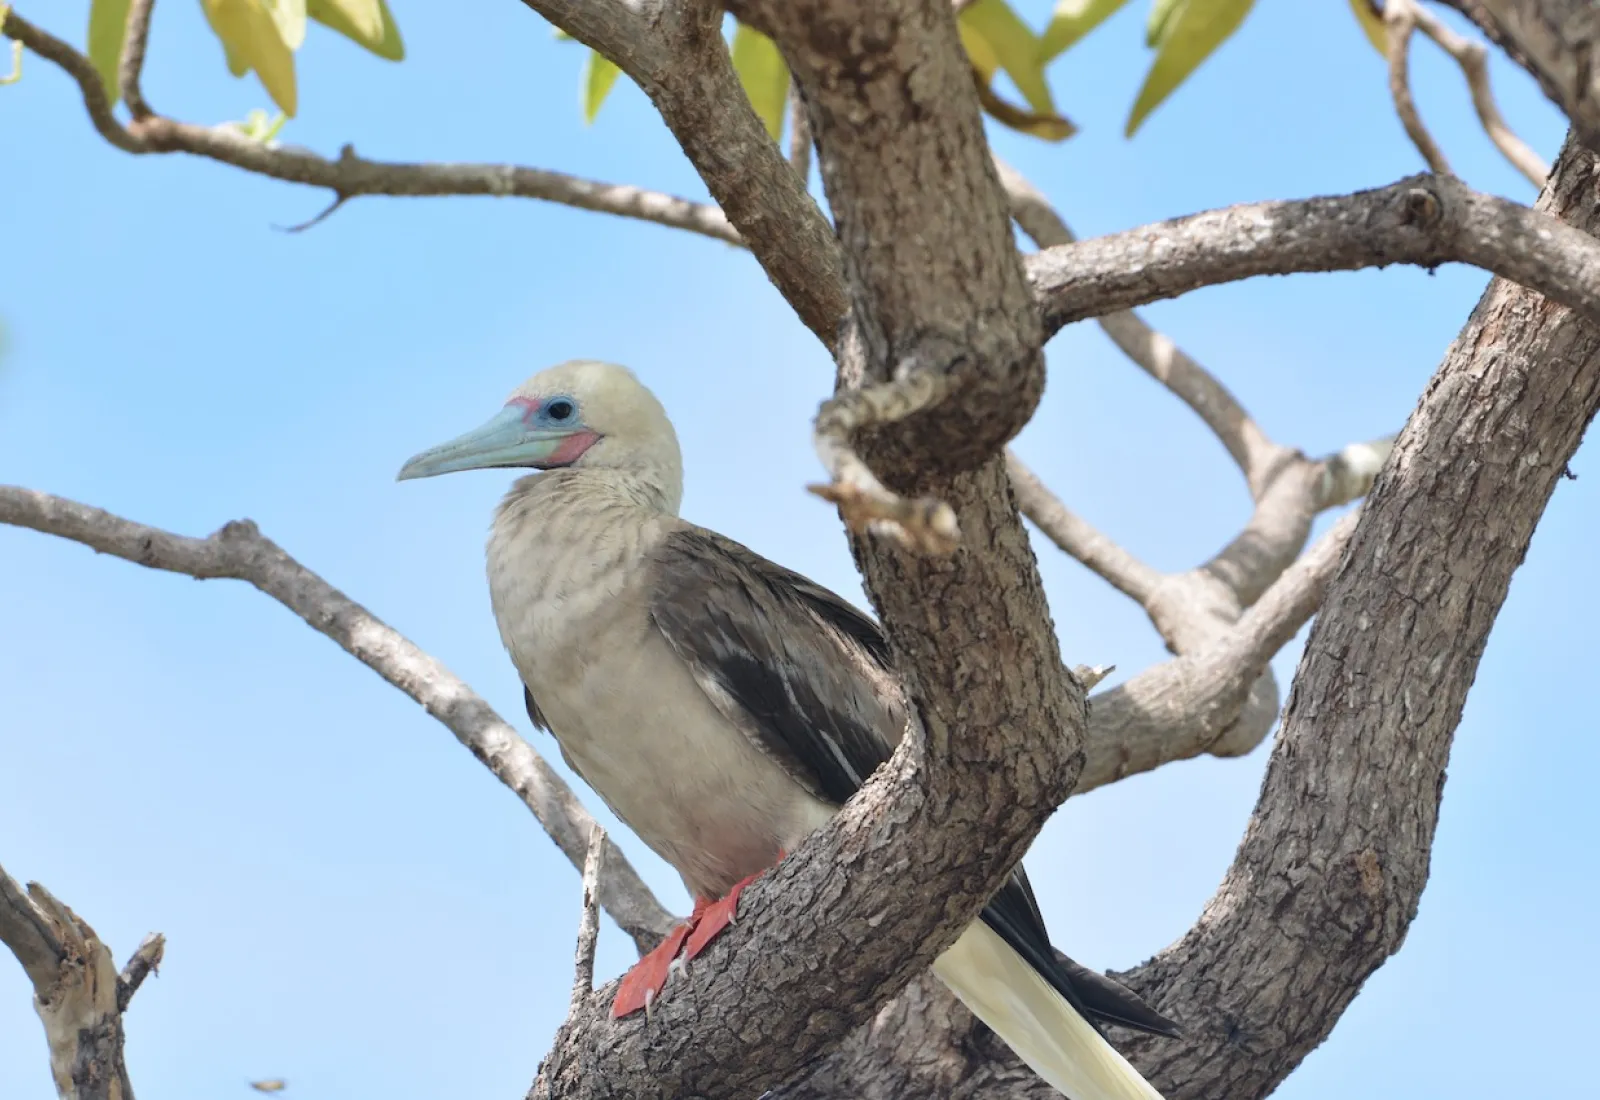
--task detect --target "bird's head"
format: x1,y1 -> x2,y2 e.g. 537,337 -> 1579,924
396,360 -> 681,484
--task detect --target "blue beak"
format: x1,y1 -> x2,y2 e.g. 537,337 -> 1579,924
396,405 -> 582,481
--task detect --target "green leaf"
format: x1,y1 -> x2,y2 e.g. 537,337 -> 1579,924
87,0 -> 132,104
1145,0 -> 1184,47
1348,0 -> 1387,56
263,0 -> 306,51
200,0 -> 299,117
582,49 -> 622,123
1041,0 -> 1132,61
1126,0 -> 1254,137
958,19 -> 1001,82
959,0 -> 1054,117
729,23 -> 789,141
308,0 -> 404,60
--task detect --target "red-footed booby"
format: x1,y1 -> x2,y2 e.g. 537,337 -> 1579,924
398,361 -> 1178,1100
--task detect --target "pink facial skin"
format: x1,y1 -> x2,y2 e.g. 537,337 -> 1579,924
506,396 -> 600,468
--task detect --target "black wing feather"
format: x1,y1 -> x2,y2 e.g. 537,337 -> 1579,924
648,527 -> 1179,1038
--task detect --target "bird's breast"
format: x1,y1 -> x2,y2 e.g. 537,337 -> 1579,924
486,514 -> 833,899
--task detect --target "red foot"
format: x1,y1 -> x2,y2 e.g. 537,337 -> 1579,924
610,922 -> 691,1018
610,852 -> 788,1020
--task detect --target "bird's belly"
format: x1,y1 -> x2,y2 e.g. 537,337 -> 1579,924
526,642 -> 834,901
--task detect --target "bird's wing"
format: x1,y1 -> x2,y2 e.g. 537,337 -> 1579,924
646,526 -> 901,806
645,526 -> 1178,1038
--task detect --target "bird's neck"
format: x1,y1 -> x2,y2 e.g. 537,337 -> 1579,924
487,467 -> 678,668
503,464 -> 681,519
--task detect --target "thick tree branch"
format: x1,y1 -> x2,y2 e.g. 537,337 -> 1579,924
1104,131 -> 1600,1100
1,863 -> 160,1100
0,487 -> 677,953
773,129 -> 1600,1100
1028,173 -> 1600,336
531,1 -> 1091,1096
537,0 -> 849,349
0,8 -> 740,246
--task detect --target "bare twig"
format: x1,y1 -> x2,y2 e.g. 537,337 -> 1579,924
997,155 -> 1290,492
1386,0 -> 1454,175
808,372 -> 963,554
0,486 -> 677,952
567,826 -> 605,1016
0,8 -> 739,245
117,0 -> 155,119
1006,452 -> 1160,602
115,932 -> 166,1012
1410,2 -> 1549,186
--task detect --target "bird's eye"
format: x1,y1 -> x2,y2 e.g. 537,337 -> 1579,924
545,399 -> 576,422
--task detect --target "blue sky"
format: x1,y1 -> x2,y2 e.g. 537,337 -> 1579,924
1,2 -> 1594,1098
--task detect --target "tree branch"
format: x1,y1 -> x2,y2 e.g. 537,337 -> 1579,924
1007,452 -> 1161,603
116,0 -> 155,119
0,487 -> 677,953
1433,0 -> 1600,156
1,863 -> 160,1100
1386,0 -> 1454,175
0,8 -> 740,246
1079,510 -> 1357,793
549,0 -> 849,349
1106,130 -> 1600,1100
1410,0 -> 1548,187
996,155 -> 1290,493
1027,173 -> 1600,337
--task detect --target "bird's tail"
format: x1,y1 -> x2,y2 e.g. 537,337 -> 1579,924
932,921 -> 1166,1100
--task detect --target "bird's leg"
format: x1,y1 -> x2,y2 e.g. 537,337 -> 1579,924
684,848 -> 786,959
611,850 -> 788,1019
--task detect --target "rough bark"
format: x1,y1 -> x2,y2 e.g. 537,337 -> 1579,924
1438,0 -> 1600,154
0,865 -> 164,1100
531,3 -> 1088,1097
766,129 -> 1600,1100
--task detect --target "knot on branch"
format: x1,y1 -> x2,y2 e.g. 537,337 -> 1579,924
213,518 -> 260,542
1399,185 -> 1444,230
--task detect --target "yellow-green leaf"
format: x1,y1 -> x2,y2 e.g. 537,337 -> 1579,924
87,0 -> 132,104
200,0 -> 299,117
729,24 -> 788,141
1145,0 -> 1184,47
960,0 -> 1055,117
582,49 -> 622,123
958,19 -> 1001,82
1041,0 -> 1132,61
263,0 -> 306,51
1126,0 -> 1253,137
308,0 -> 403,60
1348,0 -> 1387,55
